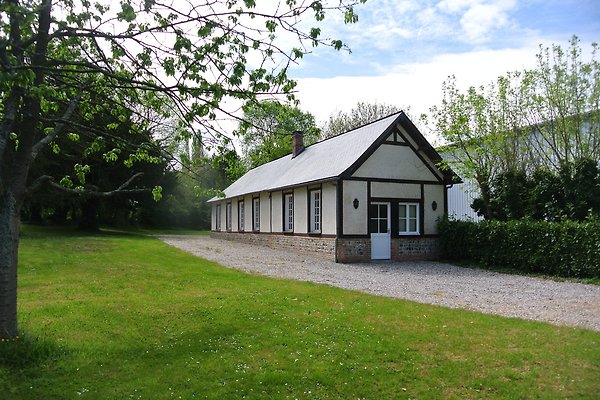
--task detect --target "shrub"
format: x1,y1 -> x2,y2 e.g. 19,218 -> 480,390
438,218 -> 600,278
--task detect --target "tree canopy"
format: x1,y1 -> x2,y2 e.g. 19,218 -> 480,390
321,101 -> 400,138
0,0 -> 365,338
427,36 -> 599,218
237,100 -> 320,169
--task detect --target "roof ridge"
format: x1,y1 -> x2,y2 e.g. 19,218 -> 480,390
313,110 -> 404,144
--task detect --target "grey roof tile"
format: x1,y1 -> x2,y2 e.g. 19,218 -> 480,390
210,113 -> 401,201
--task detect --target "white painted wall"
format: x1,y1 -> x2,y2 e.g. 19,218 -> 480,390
211,203 -> 216,230
322,182 -> 337,235
371,182 -> 420,199
260,192 -> 270,232
343,180 -> 367,235
243,195 -> 252,230
294,186 -> 308,234
271,191 -> 282,232
423,184 -> 445,234
353,144 -> 438,181
231,199 -> 238,231
220,201 -> 226,231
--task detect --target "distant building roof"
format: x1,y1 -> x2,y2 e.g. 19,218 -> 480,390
210,111 -> 457,202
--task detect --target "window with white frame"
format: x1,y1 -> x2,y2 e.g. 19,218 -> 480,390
225,202 -> 232,231
253,198 -> 260,231
238,200 -> 245,231
398,203 -> 419,234
284,193 -> 294,232
309,190 -> 321,233
215,204 -> 221,230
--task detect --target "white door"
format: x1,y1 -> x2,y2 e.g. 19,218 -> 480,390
370,202 -> 391,260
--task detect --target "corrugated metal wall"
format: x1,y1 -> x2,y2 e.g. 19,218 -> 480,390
447,182 -> 483,221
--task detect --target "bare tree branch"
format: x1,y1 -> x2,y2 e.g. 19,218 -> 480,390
26,172 -> 147,197
30,87 -> 83,160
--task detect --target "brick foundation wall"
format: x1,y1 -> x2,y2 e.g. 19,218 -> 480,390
211,232 -> 439,263
335,238 -> 371,263
337,237 -> 440,262
391,237 -> 440,260
211,232 -> 336,259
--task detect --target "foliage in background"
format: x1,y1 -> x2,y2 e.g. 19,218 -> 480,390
524,38 -> 600,169
20,101 -> 168,229
137,153 -> 237,230
0,0 -> 366,338
429,36 -> 599,218
472,158 -> 600,221
236,100 -> 320,169
438,218 -> 600,279
321,101 -> 401,139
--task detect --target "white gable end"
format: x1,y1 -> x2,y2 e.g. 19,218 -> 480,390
352,144 -> 440,181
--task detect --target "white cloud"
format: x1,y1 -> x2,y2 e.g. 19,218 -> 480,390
435,0 -> 521,44
295,46 -> 542,135
416,6 -> 454,38
437,0 -> 479,14
460,2 -> 516,43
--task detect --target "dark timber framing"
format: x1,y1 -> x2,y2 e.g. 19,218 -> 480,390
209,111 -> 456,263
252,196 -> 260,232
336,179 -> 343,238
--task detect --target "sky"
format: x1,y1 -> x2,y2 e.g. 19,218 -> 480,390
287,0 -> 600,135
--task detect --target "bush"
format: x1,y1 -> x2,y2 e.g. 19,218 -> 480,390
438,218 -> 600,278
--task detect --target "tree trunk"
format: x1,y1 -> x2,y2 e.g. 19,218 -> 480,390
476,174 -> 493,220
78,197 -> 99,231
0,190 -> 21,338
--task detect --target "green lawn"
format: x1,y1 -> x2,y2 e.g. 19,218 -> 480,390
1,226 -> 599,399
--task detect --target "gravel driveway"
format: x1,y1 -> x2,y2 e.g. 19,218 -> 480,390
159,235 -> 600,332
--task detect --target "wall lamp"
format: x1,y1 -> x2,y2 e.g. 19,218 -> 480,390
353,198 -> 359,209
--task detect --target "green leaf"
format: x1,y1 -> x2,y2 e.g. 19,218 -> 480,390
117,2 -> 136,23
60,176 -> 74,188
152,186 -> 163,201
67,133 -> 80,142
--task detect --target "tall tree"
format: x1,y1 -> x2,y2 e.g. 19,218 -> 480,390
321,101 -> 401,138
426,75 -> 527,217
427,37 -> 598,218
522,36 -> 600,169
0,0 -> 364,338
237,100 -> 320,168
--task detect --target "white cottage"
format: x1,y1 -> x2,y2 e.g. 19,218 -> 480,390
209,112 -> 459,262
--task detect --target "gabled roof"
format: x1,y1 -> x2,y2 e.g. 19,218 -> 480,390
210,111 -> 457,202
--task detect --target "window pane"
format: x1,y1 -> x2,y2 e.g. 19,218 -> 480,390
409,204 -> 417,218
379,204 -> 386,216
369,219 -> 378,233
409,218 -> 417,232
399,218 -> 407,232
399,205 -> 406,218
310,191 -> 321,233
379,220 -> 387,233
369,204 -> 377,217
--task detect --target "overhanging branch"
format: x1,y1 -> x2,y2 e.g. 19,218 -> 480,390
30,88 -> 83,160
25,172 -> 148,197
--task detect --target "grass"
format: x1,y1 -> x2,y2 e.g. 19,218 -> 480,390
1,225 -> 599,399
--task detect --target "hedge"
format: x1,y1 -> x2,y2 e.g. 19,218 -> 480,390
438,218 -> 600,278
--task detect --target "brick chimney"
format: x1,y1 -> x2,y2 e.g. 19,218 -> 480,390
291,130 -> 304,158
